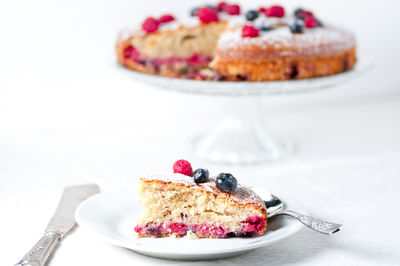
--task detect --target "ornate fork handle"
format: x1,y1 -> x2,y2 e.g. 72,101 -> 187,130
280,210 -> 342,235
15,231 -> 61,266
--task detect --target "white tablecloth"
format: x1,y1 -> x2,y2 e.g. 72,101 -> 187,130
1,0 -> 400,265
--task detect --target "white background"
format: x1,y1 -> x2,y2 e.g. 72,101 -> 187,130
1,0 -> 400,265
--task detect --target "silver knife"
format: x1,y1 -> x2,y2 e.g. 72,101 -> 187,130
15,184 -> 100,266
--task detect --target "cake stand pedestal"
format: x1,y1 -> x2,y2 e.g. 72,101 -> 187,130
192,96 -> 293,164
118,55 -> 371,164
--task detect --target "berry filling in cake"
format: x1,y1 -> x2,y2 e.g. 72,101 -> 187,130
135,160 -> 268,238
135,215 -> 266,238
123,45 -> 213,79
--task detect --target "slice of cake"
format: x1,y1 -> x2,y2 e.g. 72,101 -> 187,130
134,170 -> 267,238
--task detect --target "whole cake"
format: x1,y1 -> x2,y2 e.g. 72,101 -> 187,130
117,3 -> 356,81
134,160 -> 268,238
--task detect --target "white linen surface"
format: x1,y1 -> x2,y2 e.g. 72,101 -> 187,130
1,0 -> 399,265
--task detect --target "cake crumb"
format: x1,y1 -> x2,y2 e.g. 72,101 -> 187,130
185,230 -> 199,240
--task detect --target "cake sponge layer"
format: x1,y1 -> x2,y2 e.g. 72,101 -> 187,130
135,175 -> 267,238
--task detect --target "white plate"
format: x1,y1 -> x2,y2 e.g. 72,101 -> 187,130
75,188 -> 307,260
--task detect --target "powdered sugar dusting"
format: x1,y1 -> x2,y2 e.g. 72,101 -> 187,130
142,173 -> 266,208
117,17 -> 201,40
116,27 -> 145,42
159,17 -> 200,31
218,26 -> 355,56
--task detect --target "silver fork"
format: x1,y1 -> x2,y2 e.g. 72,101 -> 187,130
253,188 -> 342,235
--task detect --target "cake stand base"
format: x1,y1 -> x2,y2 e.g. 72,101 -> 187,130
192,97 -> 294,164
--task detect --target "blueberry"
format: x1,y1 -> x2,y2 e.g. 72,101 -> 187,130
294,8 -> 305,19
146,226 -> 160,236
215,173 -> 237,193
190,7 -> 198,16
289,20 -> 304,34
245,10 -> 259,21
259,25 -> 272,31
317,19 -> 323,27
193,168 -> 209,184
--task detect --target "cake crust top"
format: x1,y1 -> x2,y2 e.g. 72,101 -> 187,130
141,173 -> 266,209
217,26 -> 355,58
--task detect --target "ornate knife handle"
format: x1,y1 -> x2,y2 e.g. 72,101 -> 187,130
281,210 -> 342,235
15,231 -> 61,266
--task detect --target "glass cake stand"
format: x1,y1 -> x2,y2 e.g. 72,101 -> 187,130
118,56 -> 372,164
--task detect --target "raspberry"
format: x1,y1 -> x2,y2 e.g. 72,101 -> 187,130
242,25 -> 259,38
304,16 -> 318,28
142,17 -> 159,33
226,4 -> 240,15
134,225 -> 143,234
159,14 -> 175,23
265,5 -> 285,18
123,45 -> 140,60
186,72 -> 206,80
303,10 -> 314,17
217,2 -> 227,12
173,159 -> 193,176
197,7 -> 219,23
259,7 -> 268,14
187,54 -> 211,66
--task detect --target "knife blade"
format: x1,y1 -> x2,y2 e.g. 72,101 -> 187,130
15,184 -> 99,266
45,184 -> 100,236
